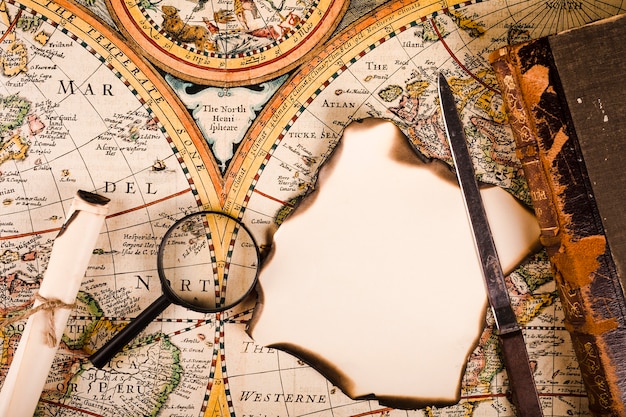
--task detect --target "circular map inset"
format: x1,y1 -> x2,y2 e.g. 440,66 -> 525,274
106,0 -> 350,85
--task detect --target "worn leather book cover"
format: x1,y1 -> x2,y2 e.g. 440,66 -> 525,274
489,14 -> 626,417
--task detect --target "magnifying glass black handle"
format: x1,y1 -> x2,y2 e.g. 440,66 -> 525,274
89,294 -> 171,368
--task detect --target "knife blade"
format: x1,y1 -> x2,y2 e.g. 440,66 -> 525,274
438,73 -> 543,417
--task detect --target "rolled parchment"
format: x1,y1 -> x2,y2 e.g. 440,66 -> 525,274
0,190 -> 110,417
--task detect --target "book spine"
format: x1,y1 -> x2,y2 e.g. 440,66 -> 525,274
489,45 -> 560,243
489,41 -> 625,416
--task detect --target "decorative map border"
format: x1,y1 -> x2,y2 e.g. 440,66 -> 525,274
105,0 -> 350,85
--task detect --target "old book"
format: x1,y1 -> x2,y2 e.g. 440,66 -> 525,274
489,14 -> 626,416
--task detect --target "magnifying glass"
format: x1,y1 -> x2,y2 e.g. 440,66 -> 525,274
89,211 -> 260,368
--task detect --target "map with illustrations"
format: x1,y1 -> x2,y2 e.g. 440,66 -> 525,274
0,0 -> 624,415
103,0 -> 350,85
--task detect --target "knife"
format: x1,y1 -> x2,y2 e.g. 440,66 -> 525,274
438,73 -> 543,417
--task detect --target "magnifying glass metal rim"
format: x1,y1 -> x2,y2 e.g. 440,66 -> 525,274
157,210 -> 261,314
89,210 -> 260,368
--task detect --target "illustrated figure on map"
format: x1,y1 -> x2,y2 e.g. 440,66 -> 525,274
161,5 -> 215,52
192,0 -> 262,30
233,0 -> 260,30
158,0 -> 302,55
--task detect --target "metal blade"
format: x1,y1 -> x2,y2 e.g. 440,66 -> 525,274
438,73 -> 543,417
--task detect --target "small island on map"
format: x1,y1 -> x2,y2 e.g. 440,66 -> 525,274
0,95 -> 31,166
249,119 -> 541,408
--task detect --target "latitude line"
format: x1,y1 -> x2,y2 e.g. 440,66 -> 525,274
429,17 -> 499,94
0,7 -> 20,44
350,408 -> 394,417
0,187 -> 192,240
253,188 -> 294,207
38,399 -> 104,417
105,187 -> 192,218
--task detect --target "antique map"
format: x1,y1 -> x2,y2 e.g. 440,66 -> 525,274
0,0 -> 624,416
103,0 -> 350,85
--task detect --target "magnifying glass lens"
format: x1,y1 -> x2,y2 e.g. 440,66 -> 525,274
159,212 -> 259,312
90,211 -> 260,368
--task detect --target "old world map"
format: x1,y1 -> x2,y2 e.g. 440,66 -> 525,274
0,0 -> 624,415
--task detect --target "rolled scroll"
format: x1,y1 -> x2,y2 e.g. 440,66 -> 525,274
0,190 -> 110,417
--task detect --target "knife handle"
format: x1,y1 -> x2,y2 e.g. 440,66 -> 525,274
499,330 -> 544,417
